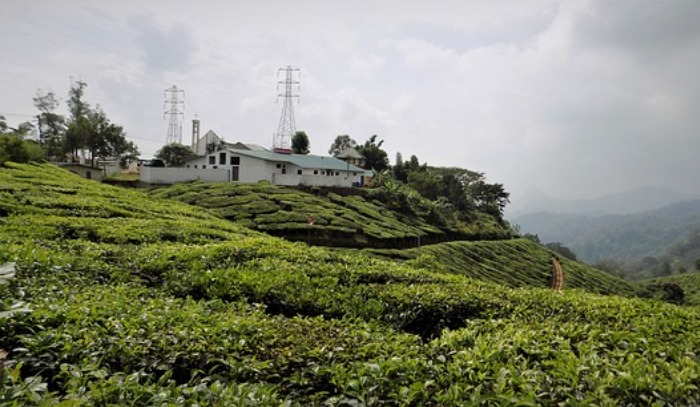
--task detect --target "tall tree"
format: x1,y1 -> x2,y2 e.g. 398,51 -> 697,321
85,108 -> 139,166
33,90 -> 65,159
64,81 -> 92,158
328,134 -> 357,156
156,143 -> 196,167
468,180 -> 510,218
62,80 -> 138,164
67,80 -> 90,121
356,134 -> 389,172
291,131 -> 310,154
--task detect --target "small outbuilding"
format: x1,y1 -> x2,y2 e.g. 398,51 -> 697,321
55,163 -> 105,181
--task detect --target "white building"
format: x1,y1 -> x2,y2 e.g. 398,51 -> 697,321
185,147 -> 368,187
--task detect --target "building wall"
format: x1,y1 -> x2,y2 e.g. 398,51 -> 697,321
140,167 -> 229,184
185,151 -> 364,187
239,155 -> 272,183
192,131 -> 222,156
273,172 -> 362,187
59,165 -> 105,181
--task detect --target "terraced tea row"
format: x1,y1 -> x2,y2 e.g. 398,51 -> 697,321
149,181 -> 510,247
363,239 -> 638,296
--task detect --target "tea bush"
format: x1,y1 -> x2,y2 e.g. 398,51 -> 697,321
1,163 -> 699,405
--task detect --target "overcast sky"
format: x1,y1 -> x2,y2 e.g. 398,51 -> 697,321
1,0 -> 699,204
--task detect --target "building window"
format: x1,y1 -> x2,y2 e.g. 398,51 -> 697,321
194,165 -> 198,169
187,165 -> 190,168
314,170 -> 318,175
86,171 -> 92,179
276,163 -> 281,169
213,165 -> 218,169
202,165 -> 206,169
282,167 -> 286,174
230,156 -> 240,165
208,156 -> 215,165
219,152 -> 226,165
297,169 -> 302,175
353,172 -> 357,176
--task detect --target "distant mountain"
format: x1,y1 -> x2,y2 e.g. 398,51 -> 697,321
508,186 -> 699,217
511,200 -> 700,264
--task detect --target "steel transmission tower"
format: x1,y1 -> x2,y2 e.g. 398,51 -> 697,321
274,66 -> 300,153
164,85 -> 185,145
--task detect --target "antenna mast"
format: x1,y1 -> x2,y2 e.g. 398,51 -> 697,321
274,65 -> 300,153
164,85 -> 185,145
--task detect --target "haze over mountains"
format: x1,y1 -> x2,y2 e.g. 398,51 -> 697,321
508,186 -> 700,217
510,187 -> 700,277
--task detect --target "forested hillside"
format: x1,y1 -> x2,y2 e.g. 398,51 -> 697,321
513,201 -> 700,278
1,163 -> 699,405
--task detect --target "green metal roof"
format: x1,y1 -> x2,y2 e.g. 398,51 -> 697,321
229,149 -> 368,172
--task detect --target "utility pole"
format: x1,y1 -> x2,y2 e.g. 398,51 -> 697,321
164,85 -> 185,145
273,66 -> 300,153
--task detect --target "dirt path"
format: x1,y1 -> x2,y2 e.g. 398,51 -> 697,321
552,256 -> 564,290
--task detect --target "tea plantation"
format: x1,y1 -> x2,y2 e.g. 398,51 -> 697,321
638,273 -> 700,306
363,239 -> 638,296
1,163 -> 699,405
149,181 -> 511,247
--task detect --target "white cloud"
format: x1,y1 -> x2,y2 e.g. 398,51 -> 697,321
2,0 -> 700,203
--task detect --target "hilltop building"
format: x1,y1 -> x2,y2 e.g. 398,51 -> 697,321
335,147 -> 366,168
185,144 -> 367,187
140,128 -> 370,187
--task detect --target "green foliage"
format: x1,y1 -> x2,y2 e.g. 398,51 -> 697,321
356,135 -> 389,172
365,238 -> 637,296
328,134 -> 357,156
149,180 -> 511,245
156,143 -> 197,167
1,163 -> 700,405
544,241 -> 578,261
33,91 -> 66,158
638,272 -> 700,305
0,135 -> 46,165
291,131 -> 310,154
513,201 -> 700,276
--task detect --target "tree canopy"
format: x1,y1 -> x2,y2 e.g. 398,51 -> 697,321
0,116 -> 46,165
33,90 -> 65,159
291,131 -> 310,154
156,143 -> 197,167
328,135 -> 357,156
30,80 -> 139,165
356,134 -> 389,172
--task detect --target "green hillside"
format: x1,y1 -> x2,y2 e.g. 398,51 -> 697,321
363,239 -> 637,296
1,163 -> 699,405
149,181 -> 510,247
512,201 -> 700,268
637,272 -> 700,306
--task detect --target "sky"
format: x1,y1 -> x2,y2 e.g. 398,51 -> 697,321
1,0 -> 699,205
